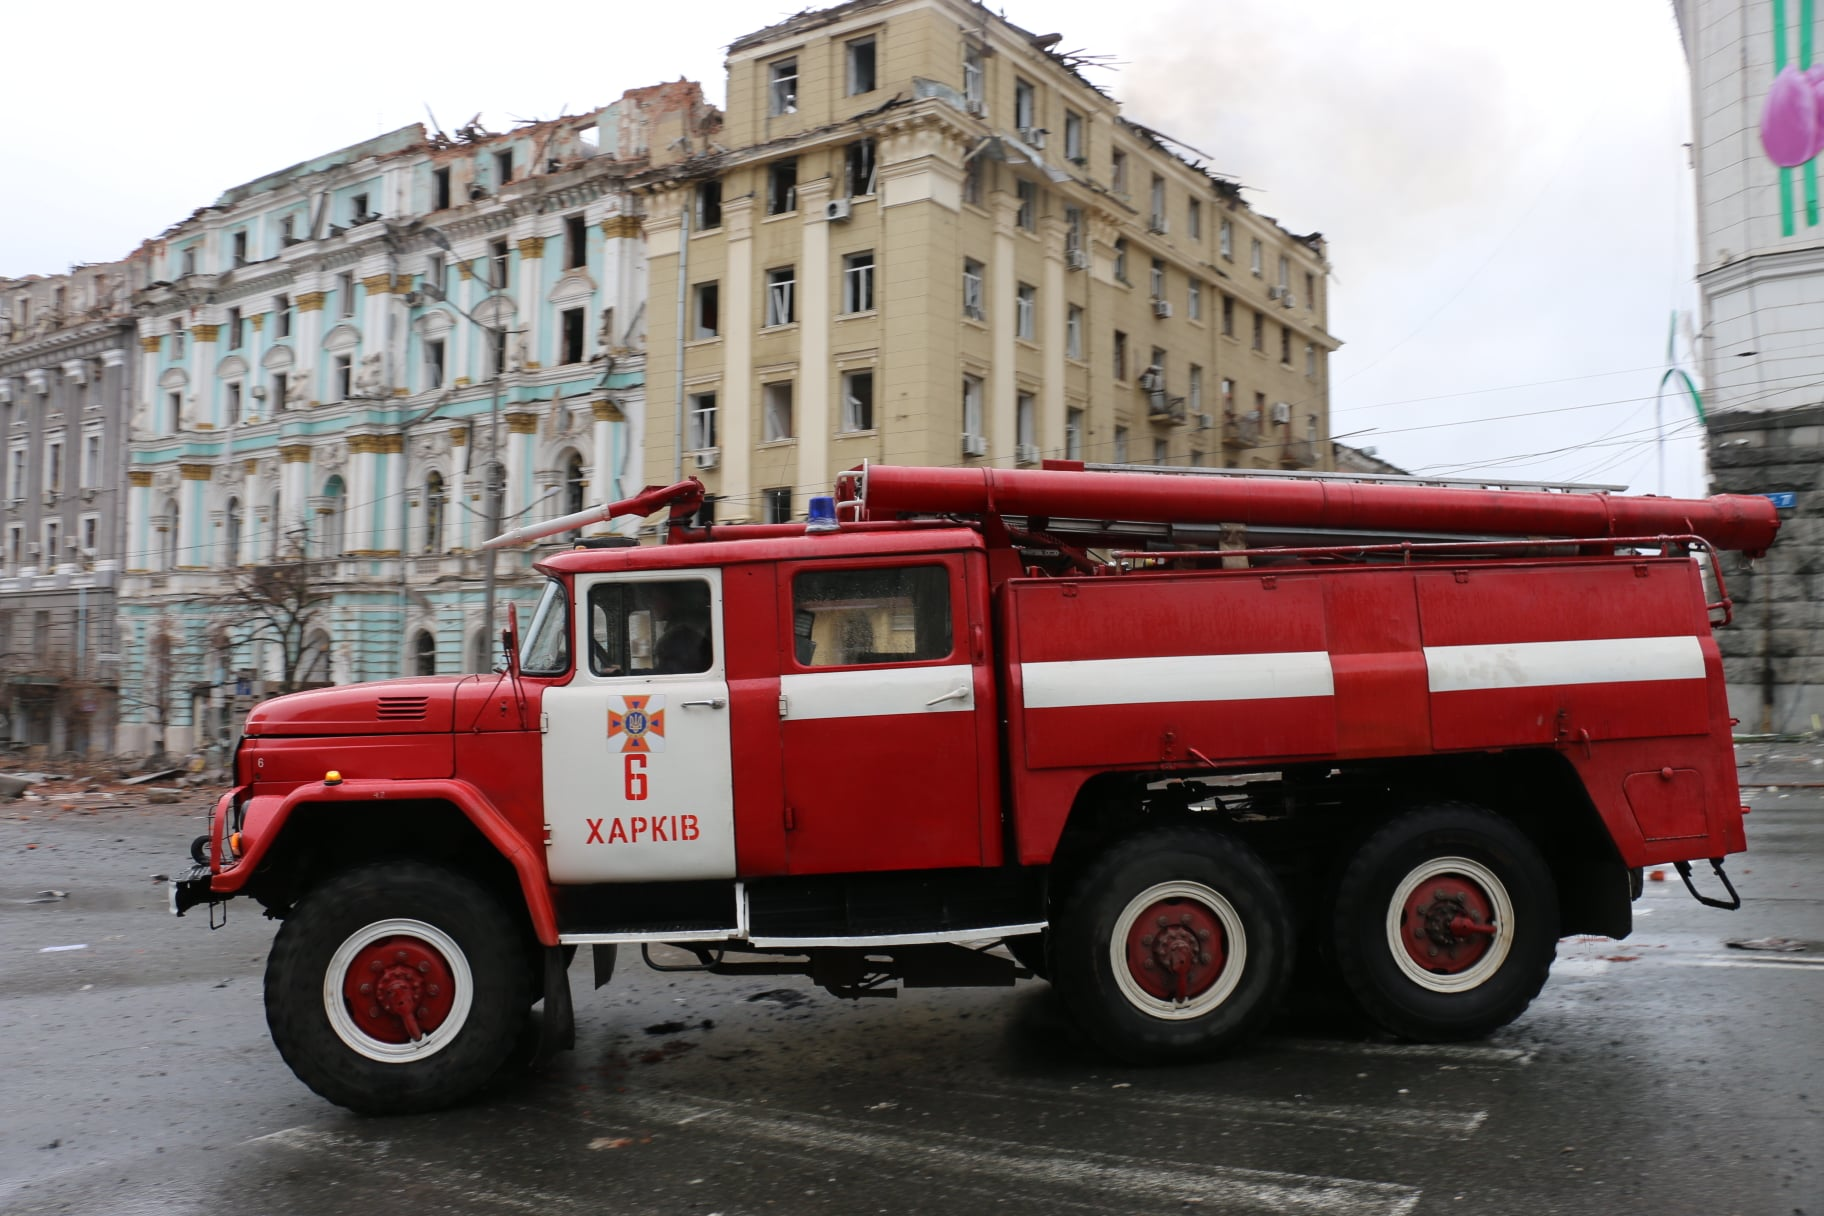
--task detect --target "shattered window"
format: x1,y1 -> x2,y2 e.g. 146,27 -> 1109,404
769,58 -> 799,116
847,37 -> 877,95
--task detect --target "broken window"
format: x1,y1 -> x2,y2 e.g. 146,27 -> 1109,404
1250,238 -> 1262,277
769,58 -> 799,116
1306,271 -> 1317,309
762,380 -> 794,441
1113,330 -> 1127,380
181,246 -> 197,277
562,307 -> 586,364
1016,179 -> 1037,231
767,159 -> 798,214
1015,77 -> 1036,132
842,252 -> 875,314
426,339 -> 446,390
845,140 -> 877,198
227,307 -> 243,350
693,282 -> 719,338
1016,282 -> 1035,340
338,271 -> 356,317
490,239 -> 510,290
688,391 -> 718,450
1189,364 -> 1203,411
1252,310 -> 1264,351
695,179 -> 722,230
1188,198 -> 1202,240
1065,206 -> 1083,255
962,157 -> 984,206
274,294 -> 292,339
847,37 -> 877,95
841,369 -> 874,432
351,193 -> 369,222
495,150 -> 514,185
1113,238 -> 1128,284
272,371 -> 289,412
226,381 -> 243,425
963,43 -> 984,110
962,259 -> 984,320
1220,219 -> 1233,260
765,267 -> 796,327
1111,148 -> 1128,196
1064,109 -> 1085,162
280,214 -> 296,245
232,230 -> 248,267
434,167 -> 452,211
1222,293 -> 1234,337
334,354 -> 353,400
1150,175 -> 1167,231
1280,325 -> 1292,366
565,214 -> 587,270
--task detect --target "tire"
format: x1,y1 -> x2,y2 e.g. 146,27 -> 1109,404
1006,931 -> 1051,981
1332,804 -> 1557,1042
1051,827 -> 1294,1063
264,861 -> 532,1115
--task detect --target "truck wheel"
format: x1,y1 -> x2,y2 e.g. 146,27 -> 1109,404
1051,828 -> 1293,1062
264,861 -> 531,1115
1332,804 -> 1556,1042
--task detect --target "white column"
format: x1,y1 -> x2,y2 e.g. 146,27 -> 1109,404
127,475 -> 151,570
191,326 -> 220,428
515,233 -> 545,370
296,290 -> 326,403
590,401 -> 616,515
280,447 -> 309,546
136,335 -> 160,434
506,413 -> 536,518
990,195 -> 1018,463
795,179 -> 833,506
449,430 -> 470,551
721,198 -> 755,519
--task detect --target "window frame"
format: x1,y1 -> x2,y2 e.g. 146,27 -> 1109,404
780,557 -> 963,673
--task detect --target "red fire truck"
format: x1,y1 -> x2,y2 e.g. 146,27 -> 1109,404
173,461 -> 1779,1114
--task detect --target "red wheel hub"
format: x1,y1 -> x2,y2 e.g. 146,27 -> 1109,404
1401,875 -> 1498,974
339,935 -> 457,1043
1124,898 -> 1227,1001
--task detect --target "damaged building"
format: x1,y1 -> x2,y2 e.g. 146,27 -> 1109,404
116,86 -> 713,756
638,0 -> 1339,522
0,259 -> 141,756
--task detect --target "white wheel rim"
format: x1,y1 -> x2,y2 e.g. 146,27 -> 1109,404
323,918 -> 474,1063
1384,856 -> 1514,993
1109,880 -> 1248,1020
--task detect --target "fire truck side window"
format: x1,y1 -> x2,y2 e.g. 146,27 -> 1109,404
519,579 -> 571,675
791,565 -> 952,668
588,579 -> 714,676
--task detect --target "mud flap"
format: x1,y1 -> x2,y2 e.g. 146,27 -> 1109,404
592,943 -> 618,990
534,945 -> 576,1062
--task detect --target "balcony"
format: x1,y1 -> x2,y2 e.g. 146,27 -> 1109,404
1280,437 -> 1318,469
1223,411 -> 1261,449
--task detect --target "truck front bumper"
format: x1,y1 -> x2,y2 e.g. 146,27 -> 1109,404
169,864 -> 217,917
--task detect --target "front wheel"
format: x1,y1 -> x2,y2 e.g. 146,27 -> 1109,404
1332,804 -> 1557,1041
264,861 -> 531,1115
1051,827 -> 1294,1063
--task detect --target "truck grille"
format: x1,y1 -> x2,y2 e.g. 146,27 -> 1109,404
376,696 -> 430,721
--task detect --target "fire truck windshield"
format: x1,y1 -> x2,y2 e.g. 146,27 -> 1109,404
519,579 -> 571,675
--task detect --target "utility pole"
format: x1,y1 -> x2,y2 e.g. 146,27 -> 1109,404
480,371 -> 504,669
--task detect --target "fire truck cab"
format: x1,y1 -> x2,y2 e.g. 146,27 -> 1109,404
175,462 -> 1779,1114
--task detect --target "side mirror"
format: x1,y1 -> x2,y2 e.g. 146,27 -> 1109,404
502,602 -> 521,678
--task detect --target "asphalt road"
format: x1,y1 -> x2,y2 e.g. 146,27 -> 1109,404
1,756 -> 1818,1216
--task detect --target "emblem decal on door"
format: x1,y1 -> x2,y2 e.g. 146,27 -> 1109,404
608,695 -> 667,753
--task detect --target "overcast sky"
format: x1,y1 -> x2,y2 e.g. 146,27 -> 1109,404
5,0 -> 1708,495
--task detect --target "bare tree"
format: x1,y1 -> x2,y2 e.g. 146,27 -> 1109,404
217,543 -> 335,697
113,615 -> 181,761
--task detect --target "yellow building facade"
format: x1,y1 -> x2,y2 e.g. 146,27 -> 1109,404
641,0 -> 1338,522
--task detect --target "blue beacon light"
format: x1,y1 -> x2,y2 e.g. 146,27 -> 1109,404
806,495 -> 840,533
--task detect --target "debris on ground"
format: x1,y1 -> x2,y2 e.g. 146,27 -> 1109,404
2,890 -> 69,904
1725,937 -> 1808,952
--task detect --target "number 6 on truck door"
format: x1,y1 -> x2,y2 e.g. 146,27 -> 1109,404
541,570 -> 735,882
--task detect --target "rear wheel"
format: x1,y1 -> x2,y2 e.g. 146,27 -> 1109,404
265,862 -> 531,1115
1052,827 -> 1293,1062
1332,805 -> 1556,1041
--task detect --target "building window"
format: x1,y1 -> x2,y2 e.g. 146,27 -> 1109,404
769,58 -> 799,115
765,266 -> 796,327
489,239 -> 510,290
1247,309 -> 1265,352
1016,282 -> 1036,340
1016,179 -> 1038,231
1278,254 -> 1291,290
1015,392 -> 1036,461
434,167 -> 452,211
1280,325 -> 1292,366
170,320 -> 186,357
962,158 -> 983,206
1188,198 -> 1202,240
842,252 -> 875,314
232,230 -> 248,267
763,380 -> 794,441
1150,175 -> 1167,231
350,192 -> 370,222
1113,238 -> 1128,284
963,42 -> 984,109
81,515 -> 98,552
962,259 -> 985,320
1189,364 -> 1203,412
847,37 -> 877,95
1065,408 -> 1084,460
1150,258 -> 1165,301
1066,305 -> 1083,359
1113,426 -> 1128,464
490,328 -> 508,376
1064,109 -> 1085,162
495,149 -> 514,185
962,375 -> 984,447
562,308 -> 586,364
845,140 -> 877,197
274,294 -> 292,339
767,158 -> 798,214
1222,294 -> 1234,337
1220,218 -> 1233,259
1306,271 -> 1317,308
272,371 -> 289,412
1306,343 -> 1318,378
1154,438 -> 1169,465
224,497 -> 242,567
424,339 -> 446,390
693,282 -> 720,338
414,631 -> 437,676
688,391 -> 718,450
1111,148 -> 1127,195
225,381 -> 243,425
226,307 -> 243,350
1250,238 -> 1263,277
45,440 -> 64,494
181,246 -> 197,277
565,214 -> 587,270
280,214 -> 296,245
334,354 -> 354,400
167,391 -> 182,431
1113,330 -> 1128,381
764,487 -> 793,524
1188,279 -> 1202,321
81,431 -> 101,487
841,369 -> 874,432
338,271 -> 356,316
695,179 -> 723,230
1064,206 -> 1083,255
44,520 -> 61,567
1014,77 -> 1036,131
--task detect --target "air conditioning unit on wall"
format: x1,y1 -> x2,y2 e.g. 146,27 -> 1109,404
1066,249 -> 1089,271
693,448 -> 720,470
825,198 -> 852,223
961,433 -> 988,457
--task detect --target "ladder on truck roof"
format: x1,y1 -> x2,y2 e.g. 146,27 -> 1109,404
1058,460 -> 1628,495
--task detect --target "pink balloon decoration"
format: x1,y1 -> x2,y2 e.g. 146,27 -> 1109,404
1761,65 -> 1824,168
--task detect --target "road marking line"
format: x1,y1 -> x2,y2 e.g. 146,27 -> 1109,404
628,1091 -> 1422,1216
1266,1039 -> 1534,1067
908,1081 -> 1486,1140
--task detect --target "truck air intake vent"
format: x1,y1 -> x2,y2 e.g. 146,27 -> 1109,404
376,696 -> 430,721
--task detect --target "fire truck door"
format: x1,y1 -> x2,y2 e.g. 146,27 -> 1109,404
777,557 -> 986,874
542,569 -> 736,884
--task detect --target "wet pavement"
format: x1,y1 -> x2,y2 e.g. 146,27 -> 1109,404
1,753 -> 1818,1216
